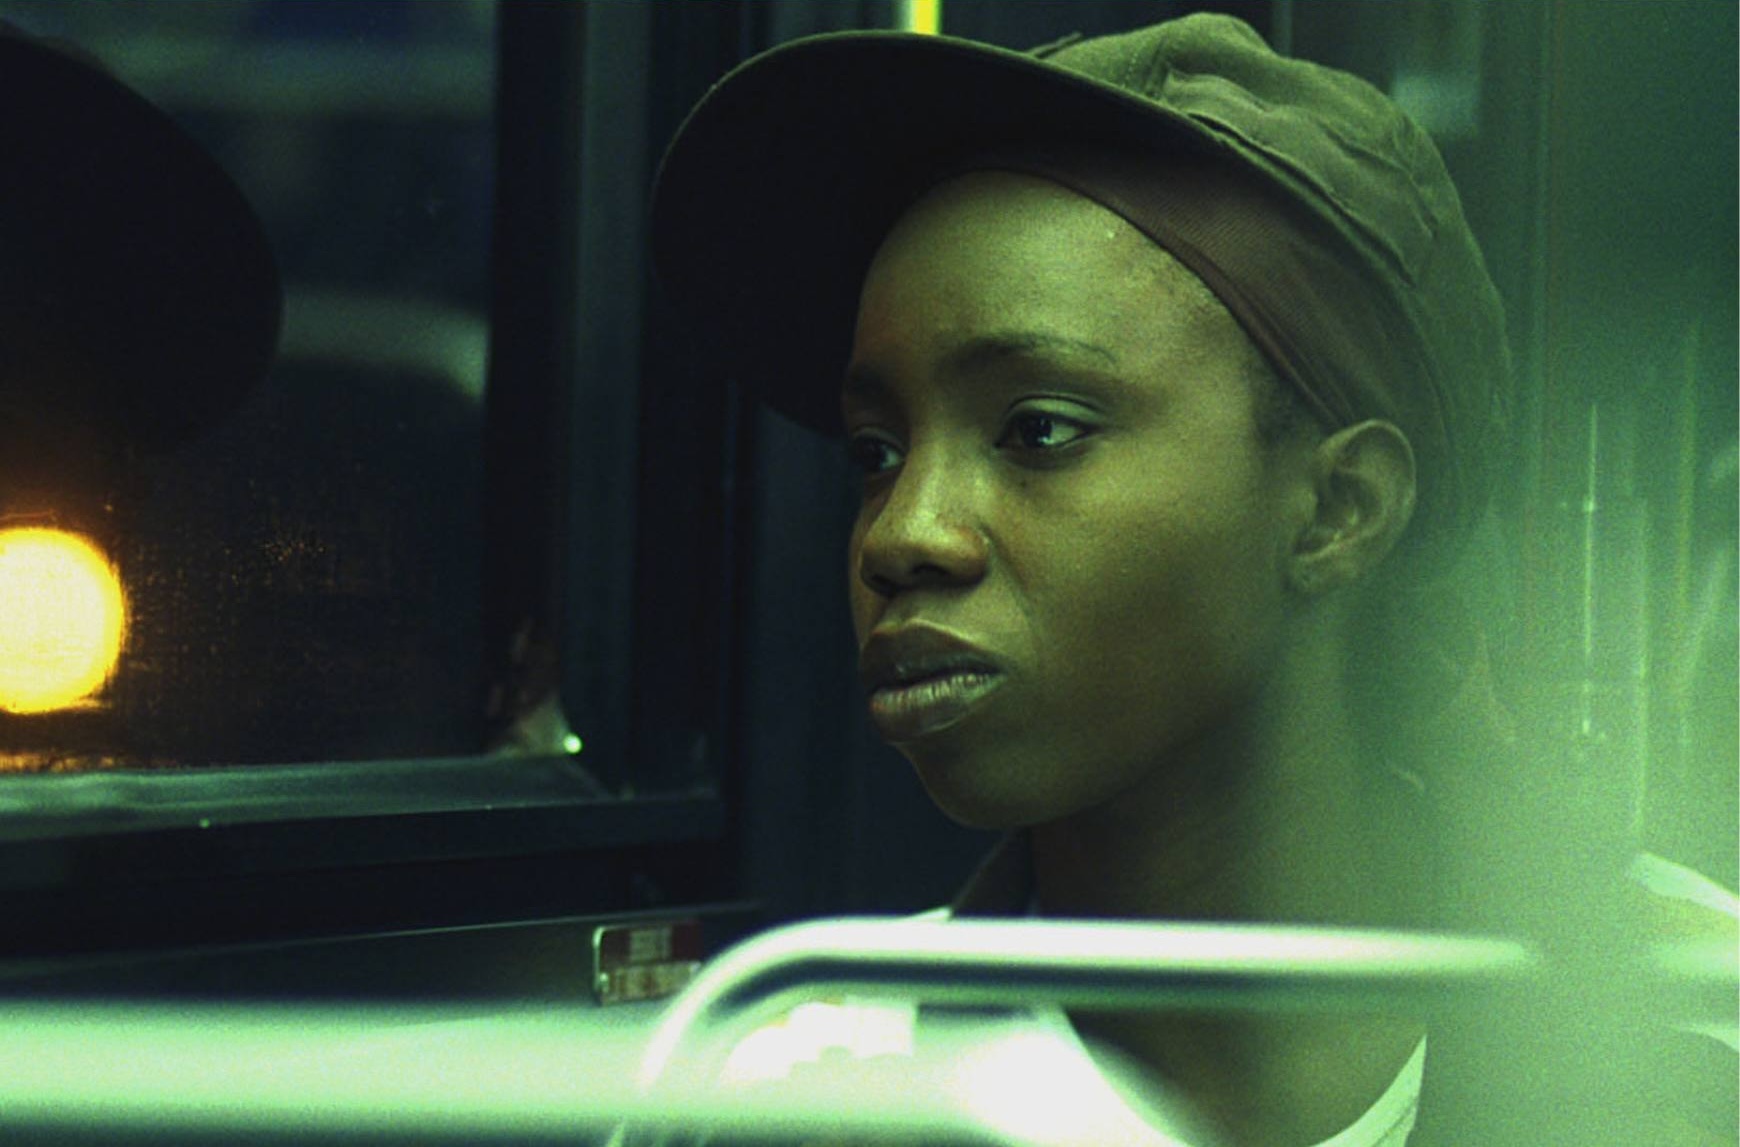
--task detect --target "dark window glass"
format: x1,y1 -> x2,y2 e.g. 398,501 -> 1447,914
0,0 -> 497,768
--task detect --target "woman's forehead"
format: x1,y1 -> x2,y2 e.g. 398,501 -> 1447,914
851,171 -> 1254,386
873,171 -> 1174,279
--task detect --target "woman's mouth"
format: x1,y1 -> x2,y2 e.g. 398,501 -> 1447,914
859,625 -> 1007,742
866,668 -> 1004,742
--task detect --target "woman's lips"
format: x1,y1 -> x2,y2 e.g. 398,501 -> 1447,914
859,625 -> 1006,742
866,668 -> 1004,742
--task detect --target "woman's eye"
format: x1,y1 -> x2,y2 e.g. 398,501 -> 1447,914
999,411 -> 1089,452
846,433 -> 903,475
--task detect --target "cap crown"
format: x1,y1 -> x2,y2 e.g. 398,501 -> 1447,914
1041,16 -> 1511,550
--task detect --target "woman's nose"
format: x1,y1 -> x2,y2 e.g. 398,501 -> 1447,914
854,449 -> 989,597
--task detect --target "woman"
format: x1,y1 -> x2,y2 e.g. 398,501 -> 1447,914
651,14 -> 1731,1146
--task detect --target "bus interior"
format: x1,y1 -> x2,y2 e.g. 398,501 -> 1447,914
0,2 -> 1734,1143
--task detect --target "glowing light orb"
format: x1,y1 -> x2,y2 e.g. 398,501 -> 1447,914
0,528 -> 127,714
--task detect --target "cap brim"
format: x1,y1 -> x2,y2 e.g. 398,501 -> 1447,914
0,35 -> 281,451
650,31 -> 1219,436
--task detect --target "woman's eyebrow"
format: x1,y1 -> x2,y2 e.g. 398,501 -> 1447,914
943,331 -> 1121,374
841,330 -> 1124,409
843,331 -> 1119,393
840,362 -> 888,405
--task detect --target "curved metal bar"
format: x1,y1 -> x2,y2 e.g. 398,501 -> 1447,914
637,917 -> 1543,1091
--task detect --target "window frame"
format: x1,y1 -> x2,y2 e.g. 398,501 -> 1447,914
0,2 -> 743,952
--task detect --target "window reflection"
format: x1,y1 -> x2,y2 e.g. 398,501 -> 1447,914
0,0 -> 496,768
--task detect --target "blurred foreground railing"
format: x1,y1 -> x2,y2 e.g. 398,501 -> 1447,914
0,917 -> 1730,1145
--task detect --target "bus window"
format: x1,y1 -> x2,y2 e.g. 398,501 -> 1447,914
1,0 -> 496,769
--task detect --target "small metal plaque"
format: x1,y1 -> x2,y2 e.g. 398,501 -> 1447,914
591,918 -> 702,1005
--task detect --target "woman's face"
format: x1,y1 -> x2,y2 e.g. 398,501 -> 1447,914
843,171 -> 1315,830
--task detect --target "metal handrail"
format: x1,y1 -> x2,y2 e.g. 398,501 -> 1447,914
638,916 -> 1738,1094
636,917 -> 1549,1091
0,919 -> 1727,1144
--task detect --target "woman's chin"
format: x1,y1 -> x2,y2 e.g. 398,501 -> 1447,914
907,749 -> 1078,833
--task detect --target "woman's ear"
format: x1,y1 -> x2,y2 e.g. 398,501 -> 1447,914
1288,419 -> 1416,596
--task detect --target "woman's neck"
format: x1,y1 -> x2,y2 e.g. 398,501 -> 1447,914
1028,626 -> 1417,928
1024,616 -> 1431,1145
